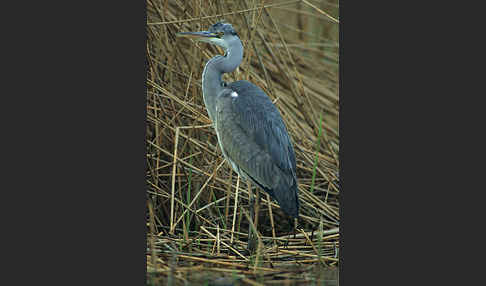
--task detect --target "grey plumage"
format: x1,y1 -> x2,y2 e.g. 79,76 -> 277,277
177,22 -> 299,218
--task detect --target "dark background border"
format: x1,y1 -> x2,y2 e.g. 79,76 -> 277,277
2,1 -> 146,284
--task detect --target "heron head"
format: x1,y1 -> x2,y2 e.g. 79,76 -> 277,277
176,22 -> 240,50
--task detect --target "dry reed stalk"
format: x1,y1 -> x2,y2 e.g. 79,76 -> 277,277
301,0 -> 339,23
169,127 -> 180,234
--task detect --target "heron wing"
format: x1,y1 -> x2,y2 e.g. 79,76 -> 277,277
215,81 -> 299,217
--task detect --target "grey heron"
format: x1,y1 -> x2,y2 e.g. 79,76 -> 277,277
177,22 -> 299,249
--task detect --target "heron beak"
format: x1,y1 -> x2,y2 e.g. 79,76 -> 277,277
176,31 -> 219,41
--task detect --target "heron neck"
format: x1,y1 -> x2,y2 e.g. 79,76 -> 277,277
202,42 -> 243,121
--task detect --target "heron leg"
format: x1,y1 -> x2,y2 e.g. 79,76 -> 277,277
285,217 -> 297,248
247,180 -> 257,253
254,188 -> 260,229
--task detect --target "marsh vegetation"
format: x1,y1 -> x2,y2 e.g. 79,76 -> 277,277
147,1 -> 339,284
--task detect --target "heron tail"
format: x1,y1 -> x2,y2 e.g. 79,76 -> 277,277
274,179 -> 299,218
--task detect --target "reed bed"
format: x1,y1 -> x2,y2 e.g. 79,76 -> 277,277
147,0 -> 339,284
